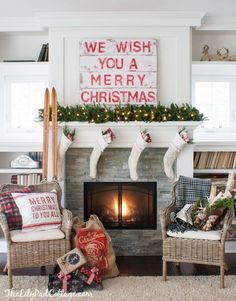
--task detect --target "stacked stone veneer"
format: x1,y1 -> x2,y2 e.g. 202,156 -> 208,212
65,148 -> 172,255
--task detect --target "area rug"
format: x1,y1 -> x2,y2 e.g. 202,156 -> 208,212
0,275 -> 236,301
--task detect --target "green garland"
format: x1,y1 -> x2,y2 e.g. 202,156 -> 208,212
38,103 -> 206,124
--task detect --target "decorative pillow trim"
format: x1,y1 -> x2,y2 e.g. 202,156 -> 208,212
22,221 -> 62,229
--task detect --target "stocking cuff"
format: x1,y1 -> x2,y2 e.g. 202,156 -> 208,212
135,133 -> 149,151
171,133 -> 187,151
59,133 -> 73,151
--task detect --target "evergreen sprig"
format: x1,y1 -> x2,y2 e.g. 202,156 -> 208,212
38,103 -> 206,124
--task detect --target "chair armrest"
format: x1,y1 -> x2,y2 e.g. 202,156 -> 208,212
221,207 -> 234,243
0,212 -> 11,243
160,182 -> 177,239
61,208 -> 73,240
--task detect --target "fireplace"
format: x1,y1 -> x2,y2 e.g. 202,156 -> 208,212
84,182 -> 156,229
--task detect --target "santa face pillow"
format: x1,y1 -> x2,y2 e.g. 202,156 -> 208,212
12,191 -> 62,232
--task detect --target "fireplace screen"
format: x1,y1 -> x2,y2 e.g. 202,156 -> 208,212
84,182 -> 156,229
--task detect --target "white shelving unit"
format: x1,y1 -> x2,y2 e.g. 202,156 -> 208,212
194,169 -> 236,174
0,168 -> 42,174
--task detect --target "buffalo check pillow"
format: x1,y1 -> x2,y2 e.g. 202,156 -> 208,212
0,187 -> 31,231
12,191 -> 62,232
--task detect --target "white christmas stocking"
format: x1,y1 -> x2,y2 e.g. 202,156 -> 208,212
57,133 -> 74,181
128,130 -> 152,181
163,133 -> 187,180
90,128 -> 115,179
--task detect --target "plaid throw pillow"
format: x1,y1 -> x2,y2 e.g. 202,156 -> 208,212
0,187 -> 31,231
176,176 -> 211,211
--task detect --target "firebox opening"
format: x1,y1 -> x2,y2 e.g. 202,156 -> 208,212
84,182 -> 157,229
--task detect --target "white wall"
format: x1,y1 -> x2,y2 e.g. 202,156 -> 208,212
49,26 -> 192,106
0,0 -> 235,17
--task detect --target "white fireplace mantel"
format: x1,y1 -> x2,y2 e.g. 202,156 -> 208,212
52,121 -> 201,206
57,121 -> 201,148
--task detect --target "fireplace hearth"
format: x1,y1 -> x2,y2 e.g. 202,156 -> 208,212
84,182 -> 156,229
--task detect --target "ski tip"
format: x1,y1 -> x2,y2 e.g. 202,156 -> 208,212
52,87 -> 58,99
44,87 -> 50,96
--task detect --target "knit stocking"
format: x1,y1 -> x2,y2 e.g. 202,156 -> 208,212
90,129 -> 115,179
128,131 -> 152,181
163,133 -> 187,180
57,133 -> 74,181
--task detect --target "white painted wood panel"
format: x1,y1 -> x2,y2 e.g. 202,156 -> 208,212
50,26 -> 191,106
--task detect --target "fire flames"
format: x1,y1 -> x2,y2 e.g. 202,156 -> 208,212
114,199 -> 128,217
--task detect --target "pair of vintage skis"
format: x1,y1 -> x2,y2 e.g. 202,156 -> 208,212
42,87 -> 58,181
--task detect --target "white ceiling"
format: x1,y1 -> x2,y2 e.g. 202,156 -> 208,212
0,0 -> 236,18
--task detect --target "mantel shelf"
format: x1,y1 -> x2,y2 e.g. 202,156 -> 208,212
55,121 -> 201,148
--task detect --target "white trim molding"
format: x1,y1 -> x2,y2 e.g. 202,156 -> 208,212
37,11 -> 205,28
0,17 -> 42,32
198,16 -> 236,31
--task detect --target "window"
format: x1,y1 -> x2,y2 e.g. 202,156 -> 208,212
0,64 -> 48,142
192,64 -> 236,135
6,79 -> 46,129
193,78 -> 234,129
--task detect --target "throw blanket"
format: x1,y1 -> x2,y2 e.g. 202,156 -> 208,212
167,212 -> 197,233
168,176 -> 211,233
176,175 -> 211,211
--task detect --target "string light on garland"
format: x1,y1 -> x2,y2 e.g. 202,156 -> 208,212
38,103 -> 206,124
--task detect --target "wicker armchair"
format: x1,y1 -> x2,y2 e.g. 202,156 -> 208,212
0,181 -> 73,288
160,182 -> 234,289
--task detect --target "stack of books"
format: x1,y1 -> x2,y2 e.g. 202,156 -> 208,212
194,151 -> 236,169
11,174 -> 42,185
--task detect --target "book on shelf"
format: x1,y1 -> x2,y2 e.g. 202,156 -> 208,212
11,173 -> 42,185
37,43 -> 49,62
194,151 -> 236,169
28,152 -> 43,168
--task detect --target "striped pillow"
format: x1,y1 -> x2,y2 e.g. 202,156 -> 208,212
12,191 -> 62,232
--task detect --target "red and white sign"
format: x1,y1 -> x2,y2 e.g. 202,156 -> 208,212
79,38 -> 157,105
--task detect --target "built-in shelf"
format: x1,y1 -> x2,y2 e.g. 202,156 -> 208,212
0,168 -> 42,174
194,169 -> 236,174
0,62 -> 48,68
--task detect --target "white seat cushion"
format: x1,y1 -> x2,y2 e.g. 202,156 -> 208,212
10,229 -> 65,242
167,229 -> 222,241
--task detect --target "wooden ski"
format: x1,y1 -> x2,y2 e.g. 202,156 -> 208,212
51,87 -> 58,180
42,88 -> 50,180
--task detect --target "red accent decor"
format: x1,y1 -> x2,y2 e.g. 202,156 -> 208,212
76,229 -> 108,271
58,271 -> 71,293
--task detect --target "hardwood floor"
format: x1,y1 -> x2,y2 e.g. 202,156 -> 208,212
1,254 -> 236,276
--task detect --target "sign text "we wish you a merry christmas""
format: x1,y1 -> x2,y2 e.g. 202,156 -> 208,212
79,38 -> 157,105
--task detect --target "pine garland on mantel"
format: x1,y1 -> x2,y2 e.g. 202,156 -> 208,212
38,103 -> 206,124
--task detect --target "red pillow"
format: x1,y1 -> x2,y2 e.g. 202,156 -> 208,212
0,187 -> 31,231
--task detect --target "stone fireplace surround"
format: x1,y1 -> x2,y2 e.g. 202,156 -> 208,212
63,121 -> 199,256
66,148 -> 170,255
